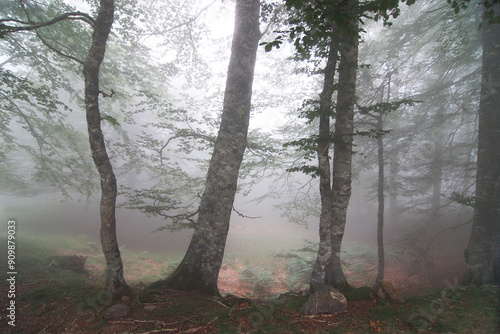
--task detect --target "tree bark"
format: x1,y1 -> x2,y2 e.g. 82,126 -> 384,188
373,112 -> 385,292
154,0 -> 261,296
83,0 -> 130,299
310,30 -> 340,292
462,1 -> 500,286
326,14 -> 358,291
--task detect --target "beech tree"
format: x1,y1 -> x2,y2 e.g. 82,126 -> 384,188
151,0 -> 262,296
462,0 -> 500,286
266,0 -> 411,292
83,0 -> 131,298
1,0 -> 130,298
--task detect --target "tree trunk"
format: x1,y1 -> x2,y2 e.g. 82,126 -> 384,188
310,31 -> 340,292
388,158 -> 399,226
83,0 -> 130,299
462,1 -> 500,286
373,112 -> 385,292
326,14 -> 358,291
155,0 -> 261,296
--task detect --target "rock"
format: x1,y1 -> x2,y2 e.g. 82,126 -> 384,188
144,305 -> 158,311
121,295 -> 131,303
104,303 -> 130,319
379,280 -> 405,303
344,286 -> 378,301
300,285 -> 348,315
47,255 -> 87,274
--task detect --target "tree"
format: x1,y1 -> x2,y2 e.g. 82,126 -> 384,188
309,30 -> 341,292
1,0 -> 130,298
0,1 -> 98,199
352,0 -> 481,281
269,0 -> 409,292
83,0 -> 131,298
150,0 -> 262,296
461,0 -> 500,286
324,9 -> 359,291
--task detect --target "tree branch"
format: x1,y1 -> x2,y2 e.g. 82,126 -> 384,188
0,12 -> 96,33
34,30 -> 85,64
141,0 -> 217,39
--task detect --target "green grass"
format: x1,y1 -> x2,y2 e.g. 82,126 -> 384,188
365,285 -> 500,333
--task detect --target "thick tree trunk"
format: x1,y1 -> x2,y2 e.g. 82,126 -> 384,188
462,1 -> 500,286
326,15 -> 358,291
310,31 -> 340,293
83,0 -> 129,299
155,0 -> 261,296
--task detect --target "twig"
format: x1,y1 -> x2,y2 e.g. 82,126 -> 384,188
182,317 -> 218,333
210,298 -> 230,309
110,319 -> 167,327
43,259 -> 56,268
232,206 -> 261,219
137,329 -> 177,333
164,315 -> 198,326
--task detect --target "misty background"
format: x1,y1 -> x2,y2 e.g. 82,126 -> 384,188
0,0 -> 479,288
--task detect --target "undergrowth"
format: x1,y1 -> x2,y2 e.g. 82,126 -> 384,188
1,232 -> 498,333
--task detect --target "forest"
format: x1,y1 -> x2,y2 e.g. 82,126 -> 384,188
0,0 -> 499,333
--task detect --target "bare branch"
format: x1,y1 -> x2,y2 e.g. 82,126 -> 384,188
232,206 -> 261,219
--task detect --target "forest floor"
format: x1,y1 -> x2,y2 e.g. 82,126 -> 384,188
0,232 -> 499,333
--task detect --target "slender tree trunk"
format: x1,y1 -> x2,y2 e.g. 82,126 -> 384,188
388,158 -> 399,226
462,1 -> 500,286
83,0 -> 129,299
373,112 -> 385,292
310,30 -> 340,293
154,0 -> 261,296
326,13 -> 358,291
430,109 -> 445,231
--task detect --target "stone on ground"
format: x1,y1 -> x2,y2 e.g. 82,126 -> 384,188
379,280 -> 405,303
300,285 -> 348,315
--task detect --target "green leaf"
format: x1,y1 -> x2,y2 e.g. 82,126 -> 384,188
101,115 -> 119,126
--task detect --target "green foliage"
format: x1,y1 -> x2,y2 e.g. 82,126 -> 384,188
447,0 -> 500,24
261,0 -> 415,57
286,164 -> 324,177
0,69 -> 97,198
240,263 -> 276,296
354,128 -> 391,139
100,114 -> 120,126
275,240 -> 316,289
449,191 -> 476,207
357,98 -> 420,116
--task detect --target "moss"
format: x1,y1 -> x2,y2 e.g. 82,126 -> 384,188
137,288 -> 162,303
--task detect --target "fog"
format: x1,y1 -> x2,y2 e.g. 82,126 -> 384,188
0,0 -> 482,298
0,176 -> 472,261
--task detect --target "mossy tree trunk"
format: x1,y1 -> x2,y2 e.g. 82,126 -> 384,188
156,0 -> 261,296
